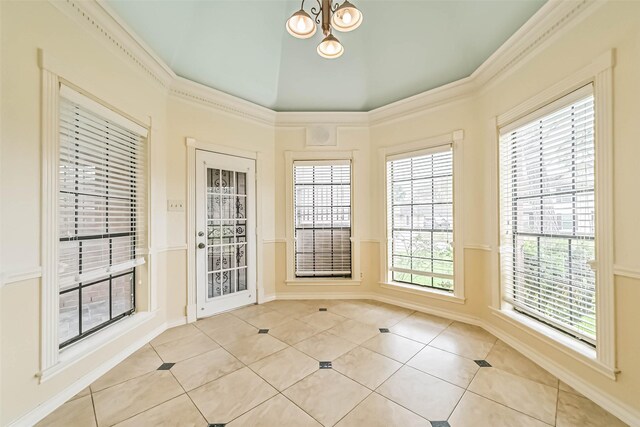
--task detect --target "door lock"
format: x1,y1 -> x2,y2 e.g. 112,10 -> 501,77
198,243 -> 205,249
198,231 -> 204,237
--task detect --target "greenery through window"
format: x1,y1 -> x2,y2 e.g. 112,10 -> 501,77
499,87 -> 596,344
387,147 -> 454,291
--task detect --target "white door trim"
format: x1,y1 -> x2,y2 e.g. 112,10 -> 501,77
186,137 -> 264,322
195,150 -> 256,316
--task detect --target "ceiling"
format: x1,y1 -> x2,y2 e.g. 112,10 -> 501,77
105,0 -> 546,112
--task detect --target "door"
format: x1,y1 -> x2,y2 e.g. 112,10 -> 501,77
196,150 -> 256,317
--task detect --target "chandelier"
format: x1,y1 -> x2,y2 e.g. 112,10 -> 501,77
286,0 -> 363,59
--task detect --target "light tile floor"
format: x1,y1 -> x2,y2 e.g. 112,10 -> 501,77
38,299 -> 628,427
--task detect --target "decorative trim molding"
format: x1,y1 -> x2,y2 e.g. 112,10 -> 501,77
377,130 -> 466,301
482,320 -> 640,427
156,244 -> 188,253
463,244 -> 492,252
50,0 -> 605,127
9,318 -> 167,427
276,111 -> 369,127
262,238 -> 286,244
1,267 -> 42,287
493,49 -> 617,376
475,0 -> 601,93
379,282 -> 466,305
51,0 -> 173,88
40,65 -> 60,374
613,265 -> 640,281
170,76 -> 276,126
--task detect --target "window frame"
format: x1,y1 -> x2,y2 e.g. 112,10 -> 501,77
493,50 -> 616,379
293,160 -> 353,279
57,88 -> 146,348
39,51 -> 153,382
379,131 -> 465,303
284,150 -> 361,285
498,85 -> 597,346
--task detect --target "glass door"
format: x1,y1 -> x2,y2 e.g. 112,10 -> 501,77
195,150 -> 256,317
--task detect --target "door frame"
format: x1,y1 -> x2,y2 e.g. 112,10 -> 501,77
186,137 -> 265,322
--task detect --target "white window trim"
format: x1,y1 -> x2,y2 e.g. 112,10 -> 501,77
38,50 -> 153,382
378,130 -> 465,302
185,137 -> 268,322
284,150 -> 361,285
493,50 -> 617,378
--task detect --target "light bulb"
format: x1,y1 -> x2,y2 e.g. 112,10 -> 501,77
296,17 -> 306,31
331,1 -> 362,32
286,9 -> 316,39
317,34 -> 344,59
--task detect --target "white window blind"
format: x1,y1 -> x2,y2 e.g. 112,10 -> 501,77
499,85 -> 596,344
294,160 -> 352,277
58,86 -> 147,347
387,146 -> 454,291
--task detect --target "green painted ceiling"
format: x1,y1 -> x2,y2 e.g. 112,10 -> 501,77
105,0 -> 546,112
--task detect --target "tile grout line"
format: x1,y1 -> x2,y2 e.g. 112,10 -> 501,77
53,301 -> 569,427
89,389 -> 99,427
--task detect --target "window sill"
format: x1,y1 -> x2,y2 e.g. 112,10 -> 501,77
286,278 -> 362,286
38,311 -> 156,383
379,281 -> 465,304
490,307 -> 618,380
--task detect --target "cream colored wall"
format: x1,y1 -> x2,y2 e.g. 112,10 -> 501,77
164,97 -> 277,314
0,1 -> 169,424
0,1 -> 277,425
476,0 -> 640,412
368,0 -> 640,415
2,0 -> 640,424
273,126 -> 378,297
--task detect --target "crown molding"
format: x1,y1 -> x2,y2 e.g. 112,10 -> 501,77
275,111 -> 369,127
51,0 -> 603,127
474,0 -> 604,93
170,76 -> 277,126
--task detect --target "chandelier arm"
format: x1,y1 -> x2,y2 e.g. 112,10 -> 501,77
310,0 -> 322,25
331,1 -> 339,12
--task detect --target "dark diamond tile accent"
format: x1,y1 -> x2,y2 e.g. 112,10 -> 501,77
209,424 -> 226,427
431,422 -> 450,427
319,308 -> 328,311
474,360 -> 492,367
379,328 -> 390,333
258,329 -> 269,334
157,362 -> 175,370
319,361 -> 332,369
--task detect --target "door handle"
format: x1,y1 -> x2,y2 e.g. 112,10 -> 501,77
198,243 -> 206,249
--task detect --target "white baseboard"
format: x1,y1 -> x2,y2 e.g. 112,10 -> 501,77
166,317 -> 187,328
481,321 -> 640,427
9,322 -> 169,427
260,294 -> 277,303
270,292 -> 640,426
371,293 -> 481,326
275,292 -> 372,300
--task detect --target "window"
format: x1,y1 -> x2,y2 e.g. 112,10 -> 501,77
57,86 -> 147,348
499,85 -> 596,345
293,160 -> 351,278
386,146 -> 454,291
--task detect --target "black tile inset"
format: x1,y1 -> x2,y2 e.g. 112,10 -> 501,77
431,421 -> 451,427
319,308 -> 328,311
319,361 -> 332,369
258,329 -> 269,334
157,362 -> 175,370
474,360 -> 492,367
379,328 -> 390,333
209,424 -> 226,427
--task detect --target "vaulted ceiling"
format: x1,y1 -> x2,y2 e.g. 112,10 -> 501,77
105,0 -> 545,112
